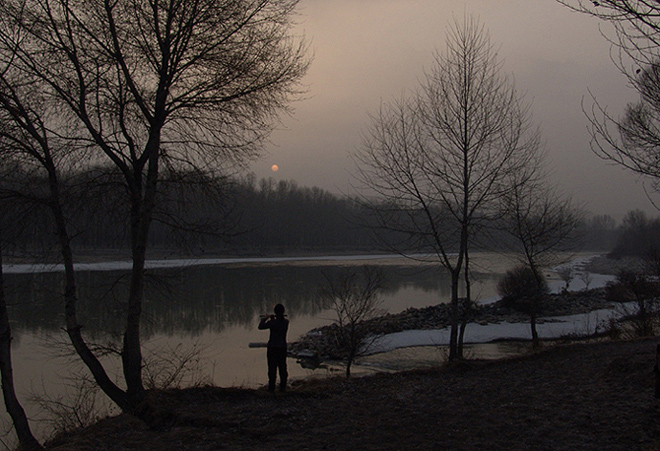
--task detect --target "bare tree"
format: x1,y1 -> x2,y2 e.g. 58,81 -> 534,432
579,270 -> 594,290
0,0 -> 308,411
498,172 -> 583,348
558,1 -> 660,198
501,175 -> 583,288
355,16 -> 541,360
0,62 -> 135,416
557,266 -> 576,292
321,266 -> 384,378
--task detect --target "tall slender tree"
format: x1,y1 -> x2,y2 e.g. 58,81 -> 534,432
355,16 -> 541,359
500,177 -> 583,347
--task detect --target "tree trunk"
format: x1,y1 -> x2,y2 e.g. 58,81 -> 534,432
530,265 -> 543,350
47,168 -> 131,411
346,349 -> 354,379
122,137 -> 162,407
124,197 -> 147,407
458,318 -> 468,357
60,236 -> 130,411
123,243 -> 146,406
448,270 -> 461,360
0,248 -> 43,450
654,344 -> 660,399
464,250 -> 472,305
531,313 -> 540,349
458,251 -> 472,358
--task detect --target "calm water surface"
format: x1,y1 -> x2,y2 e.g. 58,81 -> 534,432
4,253 -> 525,438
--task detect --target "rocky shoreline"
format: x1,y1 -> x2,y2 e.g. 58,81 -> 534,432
290,286 -> 617,361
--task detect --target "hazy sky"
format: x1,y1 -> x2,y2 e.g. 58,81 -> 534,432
248,0 -> 654,221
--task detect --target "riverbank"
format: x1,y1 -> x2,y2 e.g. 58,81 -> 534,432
37,254 -> 660,450
46,337 -> 660,451
289,254 -> 631,363
290,287 -> 618,362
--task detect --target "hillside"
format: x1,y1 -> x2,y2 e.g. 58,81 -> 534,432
46,338 -> 660,451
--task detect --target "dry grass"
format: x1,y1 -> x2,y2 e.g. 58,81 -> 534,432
45,338 -> 660,451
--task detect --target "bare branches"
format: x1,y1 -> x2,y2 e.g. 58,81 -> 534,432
558,0 -> 660,59
559,0 -> 660,198
0,0 -> 309,412
356,17 -> 541,259
501,178 -> 584,274
321,266 -> 384,378
0,0 -> 310,171
354,16 -> 543,360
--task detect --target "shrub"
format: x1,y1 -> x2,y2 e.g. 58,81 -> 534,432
497,265 -> 548,314
497,265 -> 549,349
605,270 -> 660,337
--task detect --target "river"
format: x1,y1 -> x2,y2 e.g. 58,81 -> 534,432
1,252 -> 582,441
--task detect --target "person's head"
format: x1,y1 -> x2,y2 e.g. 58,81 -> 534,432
274,303 -> 285,317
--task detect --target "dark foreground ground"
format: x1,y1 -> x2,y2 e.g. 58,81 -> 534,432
46,338 -> 660,451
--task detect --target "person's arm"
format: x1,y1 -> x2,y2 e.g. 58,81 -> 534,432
258,316 -> 271,330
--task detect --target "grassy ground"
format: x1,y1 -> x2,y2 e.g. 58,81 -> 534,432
45,337 -> 660,451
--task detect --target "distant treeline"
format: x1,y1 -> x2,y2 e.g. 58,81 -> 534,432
0,167 -> 630,257
0,169 -> 385,256
608,210 -> 660,259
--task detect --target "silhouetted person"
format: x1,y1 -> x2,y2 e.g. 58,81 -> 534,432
258,303 -> 289,392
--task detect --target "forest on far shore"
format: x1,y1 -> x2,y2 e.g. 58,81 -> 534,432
0,169 -> 647,258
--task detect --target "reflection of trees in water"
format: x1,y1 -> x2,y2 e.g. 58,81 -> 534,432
379,266 -> 501,301
4,263 -> 504,337
380,266 -> 450,296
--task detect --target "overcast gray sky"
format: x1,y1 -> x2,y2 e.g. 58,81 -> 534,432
248,0 -> 654,221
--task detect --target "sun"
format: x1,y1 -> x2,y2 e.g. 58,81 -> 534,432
271,164 -> 279,172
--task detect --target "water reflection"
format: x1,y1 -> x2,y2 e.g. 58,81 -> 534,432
4,262 -> 503,338
357,341 -> 533,372
0,254 -> 532,447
